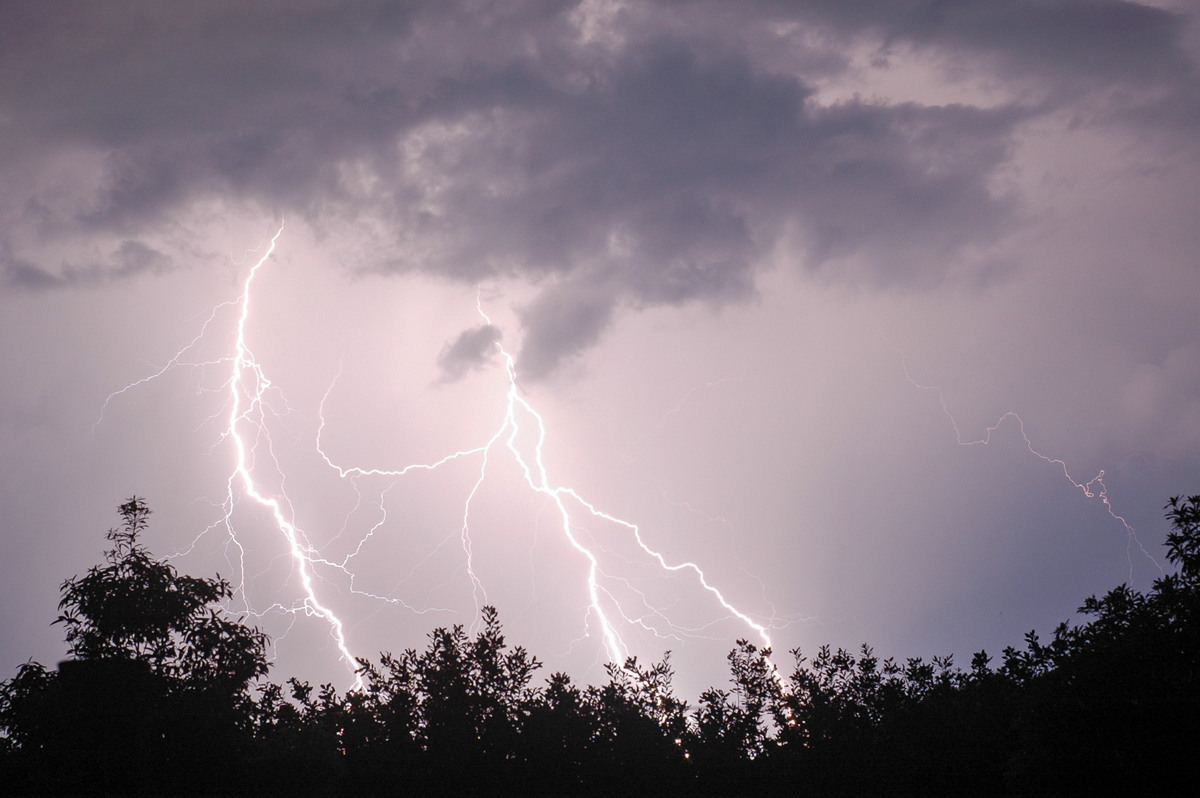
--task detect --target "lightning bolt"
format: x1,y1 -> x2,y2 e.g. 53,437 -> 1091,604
94,223 -> 368,687
218,221 -> 366,689
99,224 -> 779,691
319,296 -> 778,666
887,338 -> 1162,578
93,300 -> 237,434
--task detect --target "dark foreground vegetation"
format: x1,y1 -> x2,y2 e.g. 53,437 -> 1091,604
2,496 -> 1198,794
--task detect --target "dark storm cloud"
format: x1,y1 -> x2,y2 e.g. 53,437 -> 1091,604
1,241 -> 170,290
1,258 -> 59,291
437,324 -> 502,383
766,0 -> 1200,132
798,0 -> 1192,87
1,0 -> 1195,372
517,278 -> 617,381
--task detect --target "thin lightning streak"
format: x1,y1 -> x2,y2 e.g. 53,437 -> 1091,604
316,378 -> 497,618
93,300 -> 236,434
886,338 -> 1161,577
308,484 -> 449,616
620,377 -> 744,463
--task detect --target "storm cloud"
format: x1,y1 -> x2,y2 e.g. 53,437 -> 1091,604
437,323 -> 502,383
5,0 -> 1192,373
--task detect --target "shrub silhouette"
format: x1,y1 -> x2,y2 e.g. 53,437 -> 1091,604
1,498 -> 269,793
4,494 -> 1198,794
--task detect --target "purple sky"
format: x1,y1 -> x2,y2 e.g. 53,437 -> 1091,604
3,0 -> 1199,698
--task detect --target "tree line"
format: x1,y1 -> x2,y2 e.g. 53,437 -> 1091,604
2,495 -> 1197,794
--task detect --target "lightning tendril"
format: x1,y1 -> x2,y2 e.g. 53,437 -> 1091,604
101,224 -> 778,690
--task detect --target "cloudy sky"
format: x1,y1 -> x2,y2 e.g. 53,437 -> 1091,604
3,0 -> 1199,697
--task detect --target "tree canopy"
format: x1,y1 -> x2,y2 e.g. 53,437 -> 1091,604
54,497 -> 269,695
1,498 -> 269,792
3,494 -> 1198,794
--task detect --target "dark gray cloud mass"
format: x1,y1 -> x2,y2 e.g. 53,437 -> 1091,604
437,324 -> 502,383
0,0 -> 1196,374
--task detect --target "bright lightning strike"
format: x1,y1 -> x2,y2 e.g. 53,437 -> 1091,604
318,297 -> 778,666
221,222 -> 365,690
87,225 -> 1174,697
100,225 -> 779,691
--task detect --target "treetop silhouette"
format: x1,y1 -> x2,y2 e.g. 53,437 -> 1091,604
54,497 -> 269,696
3,493 -> 1198,794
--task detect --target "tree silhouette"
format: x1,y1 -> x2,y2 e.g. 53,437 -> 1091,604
55,497 -> 269,694
1,498 -> 269,793
4,493 -> 1198,794
997,494 -> 1200,792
